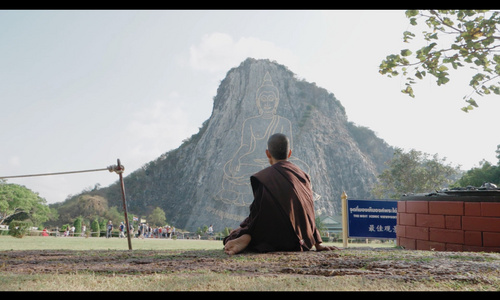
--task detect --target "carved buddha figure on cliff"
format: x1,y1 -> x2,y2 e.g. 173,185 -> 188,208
215,72 -> 309,206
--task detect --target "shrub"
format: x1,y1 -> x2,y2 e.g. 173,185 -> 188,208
91,219 -> 100,237
9,220 -> 33,238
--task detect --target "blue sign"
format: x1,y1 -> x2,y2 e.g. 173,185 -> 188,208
347,199 -> 397,239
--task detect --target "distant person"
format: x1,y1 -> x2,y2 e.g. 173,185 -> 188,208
106,221 -> 113,238
119,222 -> 125,238
223,133 -> 338,255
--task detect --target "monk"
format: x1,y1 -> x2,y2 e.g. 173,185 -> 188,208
223,133 -> 338,255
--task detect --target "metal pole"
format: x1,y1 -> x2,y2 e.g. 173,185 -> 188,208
116,159 -> 132,250
341,191 -> 348,248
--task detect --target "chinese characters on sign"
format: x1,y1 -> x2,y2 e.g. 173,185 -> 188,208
347,199 -> 397,239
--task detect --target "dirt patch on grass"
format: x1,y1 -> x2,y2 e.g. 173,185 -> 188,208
1,248 -> 499,285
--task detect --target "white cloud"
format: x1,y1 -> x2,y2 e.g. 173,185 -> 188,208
189,32 -> 300,74
125,95 -> 200,164
120,32 -> 302,175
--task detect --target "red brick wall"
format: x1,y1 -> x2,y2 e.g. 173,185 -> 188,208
397,200 -> 500,252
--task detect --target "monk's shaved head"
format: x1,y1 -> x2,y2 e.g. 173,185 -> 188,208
267,133 -> 290,160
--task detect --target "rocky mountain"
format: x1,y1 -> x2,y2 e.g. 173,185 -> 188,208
100,58 -> 394,232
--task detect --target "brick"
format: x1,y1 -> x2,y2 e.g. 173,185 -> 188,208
398,237 -> 416,250
465,202 -> 481,216
397,201 -> 406,213
406,226 -> 429,240
464,231 -> 482,246
429,228 -> 464,244
445,215 -> 462,229
397,200 -> 500,253
446,243 -> 464,252
463,216 -> 500,232
406,201 -> 428,214
464,245 -> 500,253
398,213 -> 415,226
417,240 -> 445,251
395,225 -> 406,238
481,202 -> 500,217
416,214 -> 445,228
429,201 -> 463,215
463,245 -> 486,252
483,232 -> 500,247
483,246 -> 500,252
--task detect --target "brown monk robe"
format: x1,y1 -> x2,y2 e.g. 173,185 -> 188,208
223,133 -> 338,254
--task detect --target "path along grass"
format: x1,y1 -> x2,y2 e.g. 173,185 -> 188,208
4,236 -> 493,292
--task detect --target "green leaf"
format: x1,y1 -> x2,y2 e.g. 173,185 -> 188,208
401,49 -> 412,56
438,65 -> 449,72
405,10 -> 419,18
466,98 -> 479,107
402,85 -> 415,97
490,85 -> 500,95
403,31 -> 415,42
437,76 -> 450,85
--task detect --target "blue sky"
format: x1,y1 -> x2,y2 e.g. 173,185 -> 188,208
2,10 -> 499,204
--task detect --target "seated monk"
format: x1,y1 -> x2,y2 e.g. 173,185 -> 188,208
223,133 -> 339,255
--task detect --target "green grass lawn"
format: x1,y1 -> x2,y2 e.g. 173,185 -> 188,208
0,234 -> 391,251
0,235 -> 224,251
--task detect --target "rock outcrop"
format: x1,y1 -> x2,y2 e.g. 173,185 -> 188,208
102,58 -> 393,231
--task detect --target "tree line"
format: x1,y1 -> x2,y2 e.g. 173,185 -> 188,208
372,146 -> 500,199
0,181 -> 169,237
3,145 -> 500,233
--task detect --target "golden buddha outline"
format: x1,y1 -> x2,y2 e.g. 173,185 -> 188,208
215,72 -> 312,207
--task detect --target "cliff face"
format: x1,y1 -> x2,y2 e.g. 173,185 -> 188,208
104,58 -> 393,231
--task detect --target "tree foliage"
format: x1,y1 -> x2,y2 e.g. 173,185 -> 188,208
453,145 -> 500,187
52,194 -> 109,226
73,217 -> 82,235
454,160 -> 500,187
372,148 -> 459,199
91,218 -> 100,237
0,181 -> 51,226
379,10 -> 500,112
148,207 -> 167,227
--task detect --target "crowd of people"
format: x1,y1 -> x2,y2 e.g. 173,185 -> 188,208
40,225 -> 86,237
40,221 -> 179,239
106,220 -> 178,239
103,220 -> 178,239
130,222 -> 176,239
